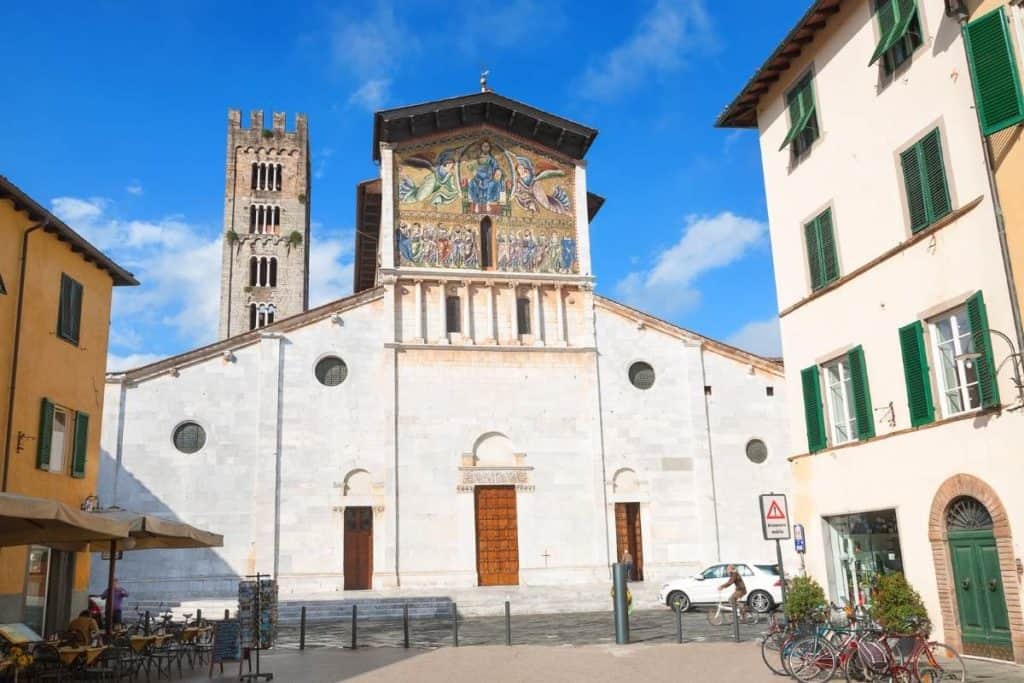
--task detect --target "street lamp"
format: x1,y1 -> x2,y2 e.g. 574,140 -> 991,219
954,327 -> 1024,408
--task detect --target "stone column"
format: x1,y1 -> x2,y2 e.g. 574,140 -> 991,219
413,279 -> 423,343
485,282 -> 496,344
554,285 -> 565,346
461,281 -> 473,344
534,285 -> 544,345
379,144 -> 396,270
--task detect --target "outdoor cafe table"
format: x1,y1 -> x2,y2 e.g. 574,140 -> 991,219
129,634 -> 168,652
58,645 -> 107,666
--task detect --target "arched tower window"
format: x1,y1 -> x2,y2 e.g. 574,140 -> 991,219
249,303 -> 257,330
249,257 -> 258,287
266,304 -> 275,325
273,206 -> 281,229
249,206 -> 256,233
275,164 -> 283,191
251,162 -> 258,190
480,217 -> 493,269
269,257 -> 278,287
258,257 -> 268,287
259,162 -> 267,190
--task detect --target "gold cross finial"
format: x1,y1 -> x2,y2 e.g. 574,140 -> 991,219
480,68 -> 490,93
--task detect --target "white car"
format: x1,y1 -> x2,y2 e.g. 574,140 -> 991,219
658,562 -> 784,614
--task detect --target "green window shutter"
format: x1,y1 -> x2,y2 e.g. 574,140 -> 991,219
847,346 -> 876,440
920,129 -> 951,222
57,274 -> 83,345
900,144 -> 929,232
870,0 -> 917,66
818,208 -> 839,284
965,7 -> 1024,135
70,279 -> 83,343
804,217 -> 824,290
801,366 -> 827,453
899,321 -> 935,426
779,76 -> 816,151
37,398 -> 54,470
71,412 -> 89,479
966,291 -> 1001,409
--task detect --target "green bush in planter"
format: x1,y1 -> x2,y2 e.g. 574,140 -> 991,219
872,573 -> 930,635
785,575 -> 826,624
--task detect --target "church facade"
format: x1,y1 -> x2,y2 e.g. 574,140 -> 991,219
95,93 -> 791,601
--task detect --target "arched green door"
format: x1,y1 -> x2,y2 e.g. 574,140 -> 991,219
947,497 -> 1013,660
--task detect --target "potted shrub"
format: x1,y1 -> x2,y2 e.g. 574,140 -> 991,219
872,572 -> 930,635
784,575 -> 826,626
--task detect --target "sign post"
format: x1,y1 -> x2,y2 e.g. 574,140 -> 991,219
759,493 -> 791,603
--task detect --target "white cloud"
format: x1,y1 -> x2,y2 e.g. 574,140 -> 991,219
107,352 -> 164,373
578,0 -> 714,101
613,211 -> 766,318
308,224 -> 355,307
726,317 -> 782,358
347,78 -> 391,112
126,181 -> 144,196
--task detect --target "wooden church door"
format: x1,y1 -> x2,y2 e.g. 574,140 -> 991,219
344,507 -> 373,590
475,486 -> 520,586
615,502 -> 644,581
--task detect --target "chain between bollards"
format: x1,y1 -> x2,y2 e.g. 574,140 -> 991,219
504,600 -> 511,646
403,603 -> 410,648
676,605 -> 683,644
451,602 -> 459,647
351,604 -> 358,650
299,606 -> 306,651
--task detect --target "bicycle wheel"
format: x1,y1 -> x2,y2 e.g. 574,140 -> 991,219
760,629 -> 788,676
844,640 -> 893,682
707,607 -> 726,626
785,636 -> 838,682
914,642 -> 966,682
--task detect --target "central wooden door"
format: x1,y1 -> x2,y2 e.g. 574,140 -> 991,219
344,507 -> 373,590
475,486 -> 519,586
615,502 -> 644,581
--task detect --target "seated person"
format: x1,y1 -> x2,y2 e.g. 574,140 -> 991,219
68,609 -> 100,646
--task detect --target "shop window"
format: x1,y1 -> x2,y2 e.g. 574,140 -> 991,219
824,510 -> 903,608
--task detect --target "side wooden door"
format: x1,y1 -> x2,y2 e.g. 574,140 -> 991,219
950,529 -> 1013,659
614,502 -> 644,581
344,507 -> 373,590
475,486 -> 519,586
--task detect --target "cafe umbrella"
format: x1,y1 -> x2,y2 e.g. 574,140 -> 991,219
88,509 -> 223,634
0,493 -> 130,547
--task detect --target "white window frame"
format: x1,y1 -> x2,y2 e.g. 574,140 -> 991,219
928,306 -> 981,418
49,406 -> 71,474
822,356 -> 857,446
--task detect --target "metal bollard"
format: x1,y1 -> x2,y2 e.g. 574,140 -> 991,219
452,602 -> 459,647
196,609 -> 202,624
732,603 -> 740,643
504,601 -> 511,646
676,606 -> 683,644
224,609 -> 230,620
351,604 -> 358,650
144,611 -> 151,636
403,603 -> 410,648
299,606 -> 306,651
612,563 -> 630,645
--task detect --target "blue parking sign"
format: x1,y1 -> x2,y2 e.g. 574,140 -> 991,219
794,523 -> 806,554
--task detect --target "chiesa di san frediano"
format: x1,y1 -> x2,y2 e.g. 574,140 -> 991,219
93,87 -> 792,603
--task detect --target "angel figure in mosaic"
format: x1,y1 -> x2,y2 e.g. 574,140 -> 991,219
512,156 -> 571,215
398,150 -> 460,206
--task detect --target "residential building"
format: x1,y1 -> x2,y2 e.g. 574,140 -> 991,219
719,0 -> 1024,662
92,92 -> 794,605
0,176 -> 137,635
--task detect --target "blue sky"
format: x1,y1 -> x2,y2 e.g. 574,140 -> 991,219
1,1 -> 805,370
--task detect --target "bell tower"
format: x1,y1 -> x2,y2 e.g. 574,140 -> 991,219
218,109 -> 311,339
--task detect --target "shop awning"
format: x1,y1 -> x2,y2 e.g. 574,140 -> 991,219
0,493 -> 131,547
88,509 -> 223,550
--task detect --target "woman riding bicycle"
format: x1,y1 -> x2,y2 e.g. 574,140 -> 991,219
719,564 -> 748,613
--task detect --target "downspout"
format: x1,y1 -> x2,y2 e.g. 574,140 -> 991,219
956,13 -> 1024,362
2,220 -> 46,492
590,303 -> 613,576
393,347 -> 400,586
699,346 -> 723,562
111,378 -> 128,505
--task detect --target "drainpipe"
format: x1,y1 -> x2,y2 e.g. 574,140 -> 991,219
590,304 -> 613,576
699,347 -> 723,562
956,14 -> 1024,367
2,220 -> 46,492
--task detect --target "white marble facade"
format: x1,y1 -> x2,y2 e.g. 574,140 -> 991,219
93,103 -> 792,601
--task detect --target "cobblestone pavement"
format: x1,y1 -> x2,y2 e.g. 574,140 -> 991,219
277,608 -> 765,649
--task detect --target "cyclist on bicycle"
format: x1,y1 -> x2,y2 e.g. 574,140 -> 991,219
719,564 -> 748,613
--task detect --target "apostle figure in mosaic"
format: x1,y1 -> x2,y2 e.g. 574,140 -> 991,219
560,234 -> 576,273
398,150 -> 460,206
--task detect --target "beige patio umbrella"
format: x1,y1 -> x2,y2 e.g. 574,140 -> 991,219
0,493 -> 130,547
87,508 -> 223,634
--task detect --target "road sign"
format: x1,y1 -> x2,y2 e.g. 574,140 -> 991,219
759,494 -> 791,540
794,523 -> 805,554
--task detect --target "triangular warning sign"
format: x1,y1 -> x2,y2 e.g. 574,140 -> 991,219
766,501 -> 786,520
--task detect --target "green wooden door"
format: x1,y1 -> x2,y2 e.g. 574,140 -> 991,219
949,529 -> 1012,654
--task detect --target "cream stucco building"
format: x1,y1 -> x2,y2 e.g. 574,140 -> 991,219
719,0 -> 1024,663
92,93 -> 793,608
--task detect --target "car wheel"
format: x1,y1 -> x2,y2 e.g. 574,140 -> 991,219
667,591 -> 690,612
748,590 -> 773,614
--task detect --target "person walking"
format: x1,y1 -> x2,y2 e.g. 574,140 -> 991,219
622,549 -> 634,582
102,578 -> 129,625
718,564 -> 748,615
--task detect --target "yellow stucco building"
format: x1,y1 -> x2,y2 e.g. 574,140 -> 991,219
0,175 -> 136,635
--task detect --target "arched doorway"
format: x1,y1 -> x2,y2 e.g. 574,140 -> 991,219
945,496 -> 1012,659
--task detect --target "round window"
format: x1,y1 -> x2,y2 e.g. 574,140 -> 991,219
173,422 -> 206,454
628,362 -> 656,390
315,356 -> 348,386
746,439 -> 768,464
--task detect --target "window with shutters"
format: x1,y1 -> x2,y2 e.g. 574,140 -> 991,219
823,357 -> 858,445
927,295 -> 1000,416
898,321 -> 935,427
965,7 -> 1024,136
900,128 -> 952,233
779,71 -> 819,156
801,366 -> 827,453
871,0 -> 922,74
804,208 -> 839,291
57,274 -> 83,345
38,404 -> 76,474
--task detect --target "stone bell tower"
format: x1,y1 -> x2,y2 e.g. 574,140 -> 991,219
218,109 -> 310,339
